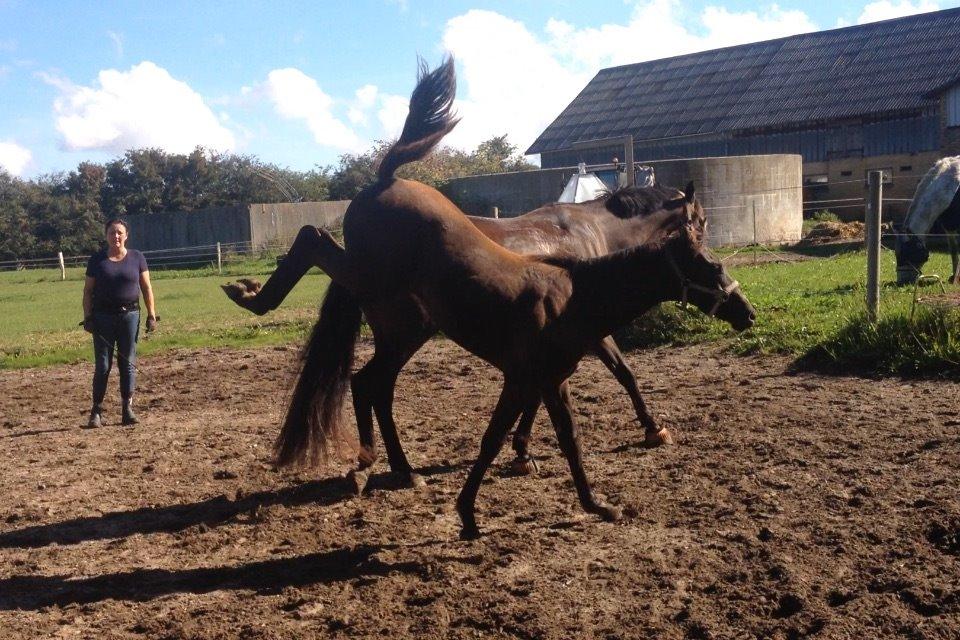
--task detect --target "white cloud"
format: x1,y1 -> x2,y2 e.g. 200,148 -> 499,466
107,30 -> 123,58
47,61 -> 235,154
348,84 -> 379,125
377,94 -> 410,137
856,0 -> 940,24
0,141 -> 32,176
440,2 -> 821,156
263,68 -> 360,150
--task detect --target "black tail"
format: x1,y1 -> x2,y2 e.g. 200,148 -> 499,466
377,56 -> 459,181
275,282 -> 362,467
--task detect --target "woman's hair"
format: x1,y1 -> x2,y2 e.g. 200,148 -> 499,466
104,218 -> 130,233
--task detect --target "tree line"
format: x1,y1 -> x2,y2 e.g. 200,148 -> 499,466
0,135 -> 535,261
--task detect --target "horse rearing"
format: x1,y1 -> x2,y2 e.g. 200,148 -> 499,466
271,57 -> 756,538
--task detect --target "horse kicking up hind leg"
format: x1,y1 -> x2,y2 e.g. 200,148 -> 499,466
222,226 -> 355,314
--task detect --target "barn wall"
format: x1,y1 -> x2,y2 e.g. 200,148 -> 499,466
444,154 -> 803,246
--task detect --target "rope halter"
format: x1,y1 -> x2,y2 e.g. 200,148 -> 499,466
665,248 -> 741,317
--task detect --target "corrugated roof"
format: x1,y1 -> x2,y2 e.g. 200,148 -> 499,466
527,8 -> 960,155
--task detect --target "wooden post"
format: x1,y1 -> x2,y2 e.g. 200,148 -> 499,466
492,206 -> 499,219
624,135 -> 635,187
58,251 -> 65,281
752,201 -> 759,265
866,171 -> 883,322
216,242 -> 222,275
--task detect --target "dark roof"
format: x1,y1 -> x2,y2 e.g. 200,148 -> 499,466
527,8 -> 960,155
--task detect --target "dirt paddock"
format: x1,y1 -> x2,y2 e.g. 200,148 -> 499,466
0,338 -> 958,639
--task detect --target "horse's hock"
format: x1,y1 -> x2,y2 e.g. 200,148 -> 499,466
445,154 -> 803,247
649,154 -> 803,247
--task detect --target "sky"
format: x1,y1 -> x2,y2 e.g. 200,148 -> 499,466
1,0 -> 958,179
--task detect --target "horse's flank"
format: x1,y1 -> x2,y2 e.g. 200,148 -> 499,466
905,156 -> 960,235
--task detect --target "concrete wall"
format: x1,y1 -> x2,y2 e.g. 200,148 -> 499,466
124,205 -> 251,252
445,154 -> 803,246
248,201 -> 350,248
122,201 -> 351,252
651,155 -> 802,246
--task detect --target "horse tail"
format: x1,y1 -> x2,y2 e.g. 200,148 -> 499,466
274,282 -> 362,467
377,56 -> 459,181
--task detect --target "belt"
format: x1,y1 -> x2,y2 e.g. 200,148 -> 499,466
94,300 -> 140,314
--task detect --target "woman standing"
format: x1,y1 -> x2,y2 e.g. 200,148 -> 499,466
82,218 -> 159,428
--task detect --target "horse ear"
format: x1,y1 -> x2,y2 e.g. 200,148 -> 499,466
684,181 -> 696,204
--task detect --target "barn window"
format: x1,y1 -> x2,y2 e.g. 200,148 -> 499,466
948,85 -> 960,127
865,168 -> 893,184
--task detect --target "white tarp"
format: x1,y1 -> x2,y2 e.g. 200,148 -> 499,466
558,163 -> 609,203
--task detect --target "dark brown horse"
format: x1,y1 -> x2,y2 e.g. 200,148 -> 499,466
233,57 -> 755,538
225,174 -> 697,482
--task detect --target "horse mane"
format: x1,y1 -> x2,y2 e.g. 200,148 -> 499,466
600,185 -> 686,219
377,57 -> 460,181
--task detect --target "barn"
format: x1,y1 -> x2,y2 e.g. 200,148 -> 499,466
525,7 -> 960,219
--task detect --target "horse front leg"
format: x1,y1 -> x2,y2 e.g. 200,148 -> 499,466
542,380 -> 622,524
222,225 -> 345,314
949,232 -> 959,285
592,335 -> 672,448
456,380 -> 529,539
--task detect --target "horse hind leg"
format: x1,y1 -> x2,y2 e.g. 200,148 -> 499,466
592,336 -> 672,447
542,380 -> 621,524
509,398 -> 543,475
222,225 -> 355,314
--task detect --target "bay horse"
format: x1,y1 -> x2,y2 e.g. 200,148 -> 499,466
895,156 -> 960,284
225,184 -> 693,481
235,57 -> 756,538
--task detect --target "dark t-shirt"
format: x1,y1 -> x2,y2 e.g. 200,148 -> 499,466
86,249 -> 148,306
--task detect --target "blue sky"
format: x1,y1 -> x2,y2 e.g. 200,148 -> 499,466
1,0 -> 957,178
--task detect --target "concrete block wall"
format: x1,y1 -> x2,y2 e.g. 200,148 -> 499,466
445,154 -> 803,246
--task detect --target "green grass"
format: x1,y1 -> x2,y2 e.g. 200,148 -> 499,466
0,260 -> 331,368
2,246 -> 958,376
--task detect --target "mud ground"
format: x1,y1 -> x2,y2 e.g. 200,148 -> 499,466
0,338 -> 958,639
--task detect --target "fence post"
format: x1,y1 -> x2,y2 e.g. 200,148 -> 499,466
752,201 -> 759,265
216,242 -> 222,275
492,206 -> 499,219
866,170 -> 883,322
624,135 -> 635,187
58,251 -> 65,281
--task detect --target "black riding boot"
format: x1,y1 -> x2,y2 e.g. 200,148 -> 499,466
121,398 -> 139,426
86,404 -> 103,429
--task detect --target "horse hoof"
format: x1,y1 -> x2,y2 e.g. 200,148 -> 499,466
510,457 -> 540,476
594,504 -> 622,522
400,472 -> 426,489
459,525 -> 481,540
348,469 -> 369,496
644,428 -> 674,448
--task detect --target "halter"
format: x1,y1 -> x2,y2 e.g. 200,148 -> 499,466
665,249 -> 741,317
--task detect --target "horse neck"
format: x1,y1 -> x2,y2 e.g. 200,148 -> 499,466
566,244 -> 679,334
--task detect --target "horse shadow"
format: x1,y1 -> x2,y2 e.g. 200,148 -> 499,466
0,461 -> 470,550
0,543 -> 425,610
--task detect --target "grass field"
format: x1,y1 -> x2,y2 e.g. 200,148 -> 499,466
1,245 -> 958,374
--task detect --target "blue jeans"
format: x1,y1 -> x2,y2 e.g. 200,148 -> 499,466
91,310 -> 140,405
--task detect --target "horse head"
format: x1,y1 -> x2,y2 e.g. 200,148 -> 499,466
893,222 -> 929,284
665,188 -> 755,331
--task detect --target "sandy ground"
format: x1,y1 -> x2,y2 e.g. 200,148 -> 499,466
0,338 -> 958,639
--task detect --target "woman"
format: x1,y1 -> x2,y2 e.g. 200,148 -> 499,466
82,218 -> 159,428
